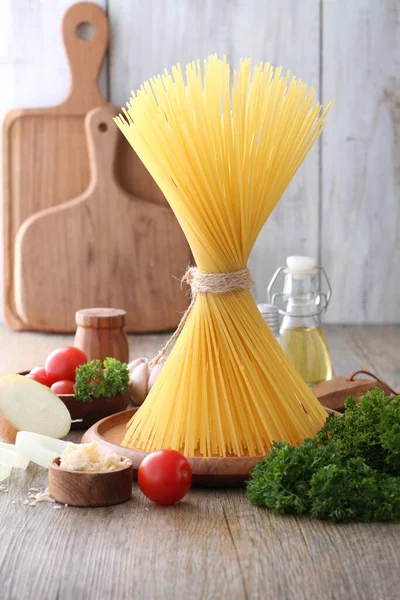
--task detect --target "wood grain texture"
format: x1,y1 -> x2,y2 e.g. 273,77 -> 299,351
75,307 -> 126,327
74,308 -> 130,362
81,408 -> 266,487
1,1 -> 400,325
313,372 -> 397,412
322,0 -> 400,322
60,392 -> 130,430
322,324 -> 400,389
48,456 -> 133,507
3,2 -> 189,332
2,1 -> 108,330
108,0 -> 321,305
0,324 -> 171,375
0,323 -> 398,388
0,326 -> 399,600
13,107 -> 190,332
82,406 -> 337,487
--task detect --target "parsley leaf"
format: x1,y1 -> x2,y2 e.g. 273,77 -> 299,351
246,389 -> 400,523
74,358 -> 129,403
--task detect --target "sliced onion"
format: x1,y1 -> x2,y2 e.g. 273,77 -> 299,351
16,432 -> 70,468
0,374 -> 71,443
0,442 -> 29,469
0,465 -> 11,483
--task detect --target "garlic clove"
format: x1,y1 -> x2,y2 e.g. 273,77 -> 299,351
148,364 -> 162,392
128,357 -> 148,373
129,361 -> 150,406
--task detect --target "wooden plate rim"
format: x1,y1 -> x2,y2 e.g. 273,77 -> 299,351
81,406 -> 339,484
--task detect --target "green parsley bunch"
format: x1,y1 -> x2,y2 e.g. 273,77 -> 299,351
74,357 -> 130,403
246,390 -> 400,523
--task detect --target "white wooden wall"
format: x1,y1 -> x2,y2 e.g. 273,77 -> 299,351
1,0 -> 399,323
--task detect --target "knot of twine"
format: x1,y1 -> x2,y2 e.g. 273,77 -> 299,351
151,267 -> 254,367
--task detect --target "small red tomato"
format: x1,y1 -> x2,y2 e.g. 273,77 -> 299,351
51,380 -> 75,395
26,367 -> 51,387
138,449 -> 192,505
45,346 -> 87,384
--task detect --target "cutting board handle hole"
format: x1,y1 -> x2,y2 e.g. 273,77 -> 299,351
98,122 -> 108,133
76,22 -> 95,41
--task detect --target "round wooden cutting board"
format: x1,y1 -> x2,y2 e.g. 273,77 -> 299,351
81,407 -> 338,488
81,409 -> 263,487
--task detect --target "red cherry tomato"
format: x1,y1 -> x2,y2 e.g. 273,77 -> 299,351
51,380 -> 75,395
138,449 -> 192,505
26,367 -> 51,387
45,346 -> 87,384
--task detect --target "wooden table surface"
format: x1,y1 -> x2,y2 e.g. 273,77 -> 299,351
0,324 -> 399,600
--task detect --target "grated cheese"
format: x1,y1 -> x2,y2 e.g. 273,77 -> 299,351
59,442 -> 131,473
24,487 -> 55,507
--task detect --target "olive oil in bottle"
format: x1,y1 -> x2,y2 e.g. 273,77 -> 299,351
279,326 -> 332,387
268,256 -> 332,387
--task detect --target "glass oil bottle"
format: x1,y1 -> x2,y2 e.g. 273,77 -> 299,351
268,256 -> 332,387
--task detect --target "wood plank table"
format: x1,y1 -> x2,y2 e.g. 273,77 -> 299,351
0,324 -> 399,600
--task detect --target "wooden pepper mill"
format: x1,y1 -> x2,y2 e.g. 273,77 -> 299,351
74,308 -> 129,363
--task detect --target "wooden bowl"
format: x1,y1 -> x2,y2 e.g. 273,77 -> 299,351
48,456 -> 133,507
82,407 -> 339,488
59,392 -> 130,429
19,372 -> 130,429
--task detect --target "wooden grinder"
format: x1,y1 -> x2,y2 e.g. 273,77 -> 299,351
74,308 -> 129,363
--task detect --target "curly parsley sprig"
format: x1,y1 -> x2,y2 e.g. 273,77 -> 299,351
246,389 -> 400,523
74,358 -> 129,403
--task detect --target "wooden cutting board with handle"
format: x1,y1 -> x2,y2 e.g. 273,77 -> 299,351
3,1 -> 189,331
14,107 -> 190,332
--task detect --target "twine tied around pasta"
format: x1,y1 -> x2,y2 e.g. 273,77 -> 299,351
151,266 -> 254,367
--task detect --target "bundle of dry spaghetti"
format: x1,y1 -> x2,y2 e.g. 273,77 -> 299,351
115,55 -> 332,457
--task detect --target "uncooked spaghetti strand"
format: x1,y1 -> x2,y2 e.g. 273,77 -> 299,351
210,295 -> 284,450
225,293 -> 325,438
117,56 -> 332,457
203,297 -> 248,455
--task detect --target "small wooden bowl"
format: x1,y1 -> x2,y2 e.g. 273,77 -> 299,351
59,393 -> 130,429
48,456 -> 133,507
